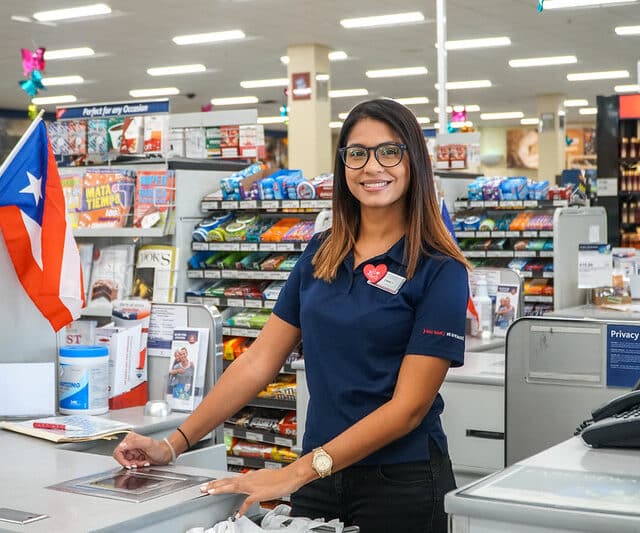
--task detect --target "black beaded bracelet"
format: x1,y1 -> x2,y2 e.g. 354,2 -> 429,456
176,427 -> 192,450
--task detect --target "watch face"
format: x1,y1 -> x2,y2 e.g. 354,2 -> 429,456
315,456 -> 331,470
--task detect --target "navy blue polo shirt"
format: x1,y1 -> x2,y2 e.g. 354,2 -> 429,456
273,233 -> 468,465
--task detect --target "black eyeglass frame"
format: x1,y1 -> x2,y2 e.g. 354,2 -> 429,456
338,142 -> 408,170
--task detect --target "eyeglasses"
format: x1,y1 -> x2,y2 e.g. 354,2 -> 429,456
338,142 -> 408,170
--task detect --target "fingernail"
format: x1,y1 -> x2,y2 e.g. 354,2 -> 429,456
125,465 -> 131,470
207,488 -> 216,494
143,463 -> 150,467
234,512 -> 240,519
200,484 -> 208,492
131,464 -> 138,469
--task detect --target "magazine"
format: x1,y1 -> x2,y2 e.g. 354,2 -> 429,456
77,169 -> 136,228
87,244 -> 135,312
132,245 -> 178,303
165,328 -> 209,412
132,170 -> 175,229
0,415 -> 131,443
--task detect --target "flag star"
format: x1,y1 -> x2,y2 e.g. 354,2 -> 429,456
20,171 -> 43,206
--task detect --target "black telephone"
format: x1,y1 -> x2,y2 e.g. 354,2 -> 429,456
578,389 -> 640,448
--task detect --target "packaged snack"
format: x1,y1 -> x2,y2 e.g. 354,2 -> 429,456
479,218 -> 496,231
463,216 -> 482,230
237,252 -> 270,270
277,411 -> 297,437
230,438 -> 275,459
508,258 -> 528,270
278,254 -> 300,271
500,177 -> 529,200
263,280 -> 286,301
261,254 -> 288,270
272,446 -> 298,463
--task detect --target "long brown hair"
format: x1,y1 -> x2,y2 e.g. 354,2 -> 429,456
313,98 -> 471,281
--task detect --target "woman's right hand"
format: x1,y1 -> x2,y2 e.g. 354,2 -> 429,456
112,432 -> 173,468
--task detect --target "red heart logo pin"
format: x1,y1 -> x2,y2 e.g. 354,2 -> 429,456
363,263 -> 388,284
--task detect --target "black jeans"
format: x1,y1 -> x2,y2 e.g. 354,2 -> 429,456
290,440 -> 456,533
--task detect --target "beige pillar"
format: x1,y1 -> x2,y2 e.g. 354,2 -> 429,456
287,44 -> 332,177
536,93 -> 566,182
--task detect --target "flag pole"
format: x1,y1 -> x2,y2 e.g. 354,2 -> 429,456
0,109 -> 47,177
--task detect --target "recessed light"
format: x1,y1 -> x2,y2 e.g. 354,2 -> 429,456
172,30 -> 245,46
435,80 -> 492,90
543,0 -> 637,8
257,116 -> 287,124
33,3 -> 111,22
44,47 -> 95,60
329,51 -> 348,61
509,55 -> 577,68
615,25 -> 640,35
240,78 -> 288,89
434,105 -> 480,113
480,111 -> 524,120
340,11 -> 425,29
579,107 -> 598,115
129,87 -> 180,98
521,118 -> 540,125
147,64 -> 206,76
329,89 -> 369,98
564,99 -> 589,107
366,66 -> 428,78
444,36 -> 511,50
211,96 -> 259,106
567,70 -> 629,81
394,97 -> 429,105
42,75 -> 84,86
615,84 -> 640,92
32,95 -> 77,105
329,121 -> 343,129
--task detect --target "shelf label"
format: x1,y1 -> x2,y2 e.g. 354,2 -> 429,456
274,436 -> 291,447
264,300 -> 277,309
522,231 -> 538,238
264,461 -> 282,469
245,300 -> 263,308
260,243 -> 277,251
506,231 -> 520,237
543,272 -> 554,278
515,251 -> 534,257
261,201 -> 279,209
523,201 -> 538,208
317,200 -> 332,208
282,200 -> 300,208
484,201 -> 498,207
501,200 -> 523,207
245,431 -> 263,442
221,201 -> 238,209
187,270 -> 204,278
454,201 -> 468,210
540,251 -> 554,257
240,243 -> 258,251
226,298 -> 244,307
300,200 -> 317,208
186,296 -> 203,304
192,242 -> 208,251
222,270 -> 239,278
492,231 -> 506,237
476,231 -> 490,238
233,328 -> 256,337
277,243 -> 295,251
456,231 -> 475,238
213,243 -> 240,251
300,243 -> 308,251
201,201 -> 219,210
465,251 -> 486,257
204,297 -> 220,306
204,270 -> 221,279
487,251 -> 513,258
520,271 -> 533,278
222,327 -> 232,336
539,231 -> 554,238
469,201 -> 484,208
239,200 -> 257,209
553,200 -> 568,207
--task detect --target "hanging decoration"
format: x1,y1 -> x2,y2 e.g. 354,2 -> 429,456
28,103 -> 39,120
19,69 -> 45,97
18,47 -> 47,99
566,135 -> 574,146
538,0 -> 544,12
201,103 -> 213,112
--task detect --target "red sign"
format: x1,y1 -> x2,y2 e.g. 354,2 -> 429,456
291,72 -> 311,100
620,94 -> 640,119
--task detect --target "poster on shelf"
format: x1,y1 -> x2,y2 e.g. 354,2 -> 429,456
143,115 -> 167,153
205,127 -> 222,157
220,125 -> 240,158
493,284 -> 519,337
239,125 -> 265,158
119,117 -> 145,155
578,244 -> 612,289
507,129 -> 539,169
165,328 -> 209,412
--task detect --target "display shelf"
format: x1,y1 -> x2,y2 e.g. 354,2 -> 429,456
463,250 -> 554,259
456,230 -> 554,239
226,455 -> 287,469
73,226 -> 174,238
201,199 -> 332,211
453,199 -> 568,210
192,242 -> 308,252
186,296 -> 277,309
246,398 -> 296,410
523,295 -> 554,303
224,424 -> 295,448
620,157 -> 640,164
187,269 -> 290,281
222,326 -> 262,337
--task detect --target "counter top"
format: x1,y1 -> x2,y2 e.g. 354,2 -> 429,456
549,304 -> 640,321
445,437 -> 640,532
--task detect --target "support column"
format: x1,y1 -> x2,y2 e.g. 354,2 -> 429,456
536,93 -> 566,182
287,44 -> 332,177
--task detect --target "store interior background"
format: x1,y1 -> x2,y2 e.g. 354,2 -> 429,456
1,0 -> 638,177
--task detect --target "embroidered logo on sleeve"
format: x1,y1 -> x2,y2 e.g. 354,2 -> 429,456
423,328 -> 464,342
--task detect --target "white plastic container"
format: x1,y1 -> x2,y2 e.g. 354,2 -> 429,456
473,276 -> 493,339
58,345 -> 109,415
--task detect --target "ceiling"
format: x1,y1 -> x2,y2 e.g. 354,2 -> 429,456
1,0 -> 638,128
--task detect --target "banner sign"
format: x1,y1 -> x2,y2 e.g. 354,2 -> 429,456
56,99 -> 170,121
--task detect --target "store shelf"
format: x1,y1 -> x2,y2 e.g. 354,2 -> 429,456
456,230 -> 554,239
192,241 -> 308,252
463,250 -> 554,259
222,327 -> 262,337
524,295 -> 554,303
226,455 -> 287,469
201,199 -> 332,211
453,199 -> 568,210
187,269 -> 290,281
246,398 -> 296,410
224,424 -> 295,448
73,226 -> 174,238
223,359 -> 296,375
185,296 -> 277,309
620,157 -> 640,165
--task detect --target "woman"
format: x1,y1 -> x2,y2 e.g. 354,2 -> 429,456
113,99 -> 470,532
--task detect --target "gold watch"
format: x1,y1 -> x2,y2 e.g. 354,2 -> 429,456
311,447 -> 333,478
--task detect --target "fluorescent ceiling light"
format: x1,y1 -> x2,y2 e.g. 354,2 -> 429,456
329,88 -> 369,98
340,11 -> 424,29
543,0 -> 638,9
33,3 -> 111,22
172,30 -> 245,46
329,121 -> 343,129
129,87 -> 180,98
257,116 -> 287,124
616,25 -> 640,35
615,84 -> 640,92
211,96 -> 258,106
44,47 -> 95,60
240,78 -> 288,89
445,36 -> 511,50
366,66 -> 428,78
316,74 -> 330,81
416,117 -> 431,124
435,80 -> 492,90
42,75 -> 84,86
32,94 -> 77,105
579,107 -> 598,115
394,97 -> 429,105
509,55 -> 577,68
480,111 -> 524,120
521,118 -> 540,125
280,56 -> 290,65
564,99 -> 589,107
567,70 -> 629,81
434,104 -> 481,113
147,64 -> 206,76
329,51 -> 348,61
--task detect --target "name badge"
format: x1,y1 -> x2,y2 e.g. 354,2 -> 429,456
368,271 -> 406,295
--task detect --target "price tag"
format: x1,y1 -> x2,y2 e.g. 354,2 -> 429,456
245,271 -> 260,280
201,201 -> 219,210
204,297 -> 220,306
192,242 -> 208,251
506,231 -> 520,238
465,251 -> 486,258
241,243 -> 258,251
204,270 -> 221,279
245,431 -> 263,442
226,298 -> 244,307
274,436 -> 291,447
300,200 -> 316,208
261,243 -> 277,251
515,251 -> 533,257
216,243 -> 240,251
578,244 -> 612,288
240,200 -> 257,209
523,201 -> 538,208
186,296 -> 203,304
476,231 -> 490,238
553,200 -> 568,207
222,327 -> 232,336
454,201 -> 468,210
492,231 -> 506,237
456,231 -> 475,238
264,300 -> 277,309
227,457 -> 243,466
469,201 -> 484,208
245,300 -> 263,308
265,461 -> 282,469
276,272 -> 290,280
282,200 -> 300,208
540,251 -> 554,257
520,271 -> 533,278
234,328 -> 255,337
317,200 -> 332,208
277,243 -> 295,251
222,270 -> 239,278
221,201 -> 238,209
484,201 -> 498,207
543,272 -> 554,278
261,201 -> 279,209
539,231 -> 554,238
501,200 -> 522,207
300,243 -> 308,251
187,270 -> 204,278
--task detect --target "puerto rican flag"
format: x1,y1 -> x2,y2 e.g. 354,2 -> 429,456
0,115 -> 84,331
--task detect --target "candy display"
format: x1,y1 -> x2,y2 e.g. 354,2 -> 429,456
466,177 -> 556,202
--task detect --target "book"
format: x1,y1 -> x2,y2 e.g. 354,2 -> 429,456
87,244 -> 135,311
77,169 -> 136,228
132,245 -> 178,303
0,415 -> 131,443
165,328 -> 209,412
133,170 -> 176,229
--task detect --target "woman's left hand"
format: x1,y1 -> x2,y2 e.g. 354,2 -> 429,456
201,466 -> 306,517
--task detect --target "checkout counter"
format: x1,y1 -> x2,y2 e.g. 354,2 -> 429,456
0,408 -> 240,533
